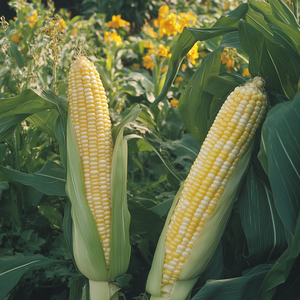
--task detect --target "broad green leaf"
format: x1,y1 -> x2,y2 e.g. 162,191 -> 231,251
268,0 -> 299,28
0,161 -> 66,196
153,26 -> 238,105
219,31 -> 243,49
0,89 -> 67,141
259,214 -> 300,300
238,20 -> 299,99
0,254 -> 56,300
238,165 -> 287,265
38,204 -> 63,229
191,264 -> 272,300
128,200 -> 165,242
249,0 -> 300,54
213,3 -> 248,28
27,109 -> 59,138
259,91 -> 300,236
178,48 -> 222,144
244,6 -> 274,40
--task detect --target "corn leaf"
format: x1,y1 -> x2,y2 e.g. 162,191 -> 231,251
0,161 -> 66,196
0,89 -> 67,141
177,48 -> 222,144
249,0 -> 300,54
0,254 -> 56,300
259,214 -> 300,300
128,200 -> 165,242
259,91 -> 300,237
238,165 -> 287,266
26,109 -> 59,138
268,0 -> 299,28
238,20 -> 299,99
191,264 -> 272,300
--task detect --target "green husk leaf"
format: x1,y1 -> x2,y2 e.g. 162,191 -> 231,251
146,185 -> 184,298
65,113 -> 108,281
146,143 -> 254,300
109,127 -> 131,280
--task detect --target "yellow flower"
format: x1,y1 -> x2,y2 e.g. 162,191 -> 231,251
104,31 -> 122,46
182,63 -> 187,69
146,48 -> 156,56
158,45 -> 170,58
160,66 -> 168,73
170,99 -> 179,108
142,55 -> 154,70
221,47 -> 237,69
27,11 -> 39,28
133,63 -> 140,69
177,12 -> 196,33
11,33 -> 20,43
107,14 -> 130,29
145,40 -> 153,48
187,43 -> 199,65
58,18 -> 66,31
159,13 -> 178,38
242,68 -> 250,77
71,27 -> 77,36
223,1 -> 229,10
175,76 -> 183,83
155,5 -> 169,27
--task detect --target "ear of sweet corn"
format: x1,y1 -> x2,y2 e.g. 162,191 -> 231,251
66,56 -> 140,299
146,77 -> 268,299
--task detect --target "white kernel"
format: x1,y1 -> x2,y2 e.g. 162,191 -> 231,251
203,213 -> 210,218
163,274 -> 171,280
224,161 -> 231,167
208,173 -> 215,179
182,252 -> 190,258
177,245 -> 185,251
183,217 -> 191,223
204,196 -> 211,202
178,230 -> 186,236
199,204 -> 206,210
211,184 -> 219,190
194,213 -> 202,218
167,265 -> 175,271
223,145 -> 232,152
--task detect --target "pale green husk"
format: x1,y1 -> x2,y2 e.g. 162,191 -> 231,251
146,142 -> 254,300
66,105 -> 142,299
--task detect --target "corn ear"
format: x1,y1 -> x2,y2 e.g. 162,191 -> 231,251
146,76 -> 267,299
66,56 -> 141,299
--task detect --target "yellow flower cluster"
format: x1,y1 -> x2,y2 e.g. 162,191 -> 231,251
104,31 -> 123,46
221,47 -> 237,68
170,99 -> 179,108
154,5 -> 196,38
142,44 -> 171,70
27,11 -> 39,28
11,33 -> 21,43
143,5 -> 196,39
187,43 -> 199,65
242,68 -> 250,77
107,15 -> 130,29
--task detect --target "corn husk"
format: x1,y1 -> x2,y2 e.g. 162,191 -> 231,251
66,105 -> 141,299
146,142 -> 254,300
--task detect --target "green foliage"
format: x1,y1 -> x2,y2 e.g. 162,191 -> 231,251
1,0 -> 300,299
